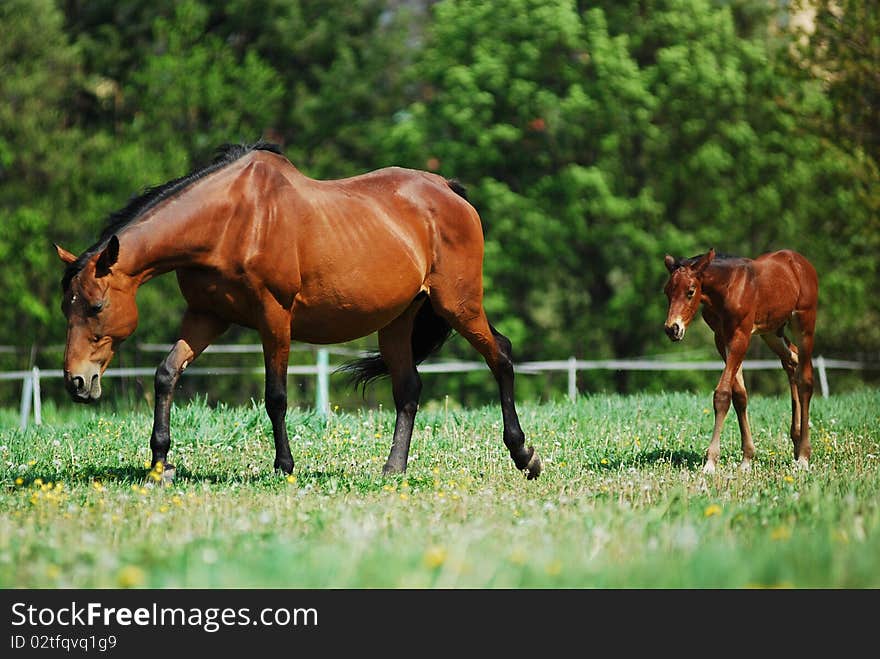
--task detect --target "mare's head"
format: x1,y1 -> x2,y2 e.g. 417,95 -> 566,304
662,248 -> 714,342
55,235 -> 138,402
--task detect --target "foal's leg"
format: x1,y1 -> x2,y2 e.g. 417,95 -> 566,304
260,317 -> 294,474
704,332 -> 750,475
439,306 -> 541,479
732,367 -> 755,470
761,333 -> 801,453
715,334 -> 754,470
150,309 -> 229,478
791,313 -> 816,468
379,301 -> 424,475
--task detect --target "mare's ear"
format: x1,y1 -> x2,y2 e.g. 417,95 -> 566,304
54,243 -> 77,264
95,235 -> 119,277
695,248 -> 715,274
664,255 -> 677,273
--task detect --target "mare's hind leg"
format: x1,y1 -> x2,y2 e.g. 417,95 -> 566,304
379,300 -> 425,475
150,309 -> 229,481
435,304 -> 541,479
761,332 -> 801,455
791,312 -> 816,468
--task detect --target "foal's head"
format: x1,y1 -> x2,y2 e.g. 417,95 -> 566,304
662,248 -> 715,341
55,235 -> 138,402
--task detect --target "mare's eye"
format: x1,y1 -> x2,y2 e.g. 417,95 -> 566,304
686,288 -> 696,300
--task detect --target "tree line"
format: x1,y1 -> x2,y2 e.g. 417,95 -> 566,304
1,0 -> 877,407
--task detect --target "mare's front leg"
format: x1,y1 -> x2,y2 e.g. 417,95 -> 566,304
704,331 -> 749,475
260,314 -> 294,474
150,310 -> 229,480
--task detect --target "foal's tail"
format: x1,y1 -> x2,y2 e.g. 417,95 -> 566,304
338,298 -> 453,391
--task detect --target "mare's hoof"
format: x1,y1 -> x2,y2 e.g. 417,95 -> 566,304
274,459 -> 294,475
382,462 -> 406,476
522,446 -> 542,480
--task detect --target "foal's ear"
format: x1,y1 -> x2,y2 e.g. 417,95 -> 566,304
664,255 -> 677,273
95,235 -> 119,277
695,248 -> 715,274
54,243 -> 78,265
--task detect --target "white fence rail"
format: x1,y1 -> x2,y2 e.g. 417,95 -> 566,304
5,347 -> 877,431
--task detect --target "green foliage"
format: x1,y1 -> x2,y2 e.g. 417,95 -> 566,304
0,0 -> 877,401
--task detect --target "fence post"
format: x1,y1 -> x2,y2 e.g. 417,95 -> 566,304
20,372 -> 33,431
32,366 -> 42,425
816,355 -> 829,398
567,356 -> 577,402
316,348 -> 329,416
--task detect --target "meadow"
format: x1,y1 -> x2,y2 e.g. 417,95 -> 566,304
1,389 -> 878,588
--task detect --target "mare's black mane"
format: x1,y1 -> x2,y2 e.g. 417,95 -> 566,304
61,141 -> 283,291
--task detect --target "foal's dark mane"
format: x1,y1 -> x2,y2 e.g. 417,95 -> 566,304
61,141 -> 284,291
677,251 -> 742,270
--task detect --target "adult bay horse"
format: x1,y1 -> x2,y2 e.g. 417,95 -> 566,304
55,142 -> 541,481
663,248 -> 818,474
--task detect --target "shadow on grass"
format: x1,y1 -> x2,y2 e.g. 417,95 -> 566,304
595,449 -> 704,471
67,464 -> 379,491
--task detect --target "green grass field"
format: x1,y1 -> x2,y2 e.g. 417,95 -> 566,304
1,390 -> 878,588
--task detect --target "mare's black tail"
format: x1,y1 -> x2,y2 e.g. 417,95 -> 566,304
337,298 -> 453,391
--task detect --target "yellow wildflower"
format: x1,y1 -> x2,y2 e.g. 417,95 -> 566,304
116,565 -> 146,588
423,546 -> 447,569
771,526 -> 791,541
704,504 -> 722,518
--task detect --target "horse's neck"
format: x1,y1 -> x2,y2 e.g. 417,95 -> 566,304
117,200 -> 218,285
701,265 -> 732,304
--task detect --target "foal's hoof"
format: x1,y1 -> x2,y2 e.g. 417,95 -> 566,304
521,446 -> 542,480
795,456 -> 810,470
702,461 -> 717,475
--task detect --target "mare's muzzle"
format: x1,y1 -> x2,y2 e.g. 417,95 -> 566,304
65,369 -> 102,403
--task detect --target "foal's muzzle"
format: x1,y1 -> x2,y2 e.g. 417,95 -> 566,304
665,322 -> 685,342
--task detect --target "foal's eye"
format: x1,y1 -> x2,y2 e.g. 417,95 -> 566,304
90,301 -> 104,314
686,288 -> 696,300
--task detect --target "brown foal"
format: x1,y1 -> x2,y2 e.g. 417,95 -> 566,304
663,248 -> 818,473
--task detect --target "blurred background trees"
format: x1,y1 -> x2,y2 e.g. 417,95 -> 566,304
1,0 -> 877,408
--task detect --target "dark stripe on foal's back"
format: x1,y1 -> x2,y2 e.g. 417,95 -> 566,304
61,141 -> 284,291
